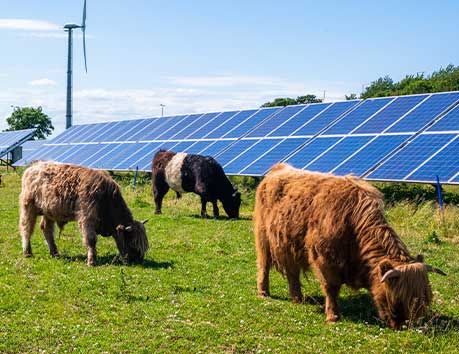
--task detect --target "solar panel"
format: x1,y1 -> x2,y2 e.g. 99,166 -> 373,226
13,91 -> 459,184
289,101 -> 359,136
366,134 -> 457,181
0,129 -> 36,159
324,98 -> 393,135
388,92 -> 459,133
240,138 -> 308,175
353,95 -> 428,134
21,140 -> 46,161
224,139 -> 283,174
306,136 -> 373,172
246,105 -> 306,138
332,135 -> 409,176
285,137 -> 341,169
405,135 -> 459,182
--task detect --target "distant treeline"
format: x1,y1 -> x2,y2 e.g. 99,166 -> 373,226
261,64 -> 459,107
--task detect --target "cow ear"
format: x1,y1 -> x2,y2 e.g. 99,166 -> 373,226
379,260 -> 394,279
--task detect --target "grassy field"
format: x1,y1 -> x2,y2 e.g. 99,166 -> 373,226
0,169 -> 458,353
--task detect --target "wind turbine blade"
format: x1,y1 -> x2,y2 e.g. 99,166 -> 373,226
83,27 -> 87,73
82,0 -> 87,28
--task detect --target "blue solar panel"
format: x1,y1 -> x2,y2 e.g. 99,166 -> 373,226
269,103 -> 332,137
241,138 -> 308,175
324,98 -> 393,135
223,108 -> 280,139
199,140 -> 234,156
115,142 -> 161,170
170,112 -> 219,140
138,141 -> 179,171
187,111 -> 239,139
284,137 -> 341,169
246,105 -> 306,138
133,117 -> 178,141
156,114 -> 201,140
48,125 -> 82,144
185,141 -> 215,154
427,104 -> 459,132
332,135 -> 409,176
224,139 -> 283,174
170,141 -> 196,152
354,95 -> 427,134
0,129 -> 36,157
367,134 -> 456,180
388,92 -> 459,133
204,110 -> 258,139
215,139 -> 259,166
406,135 -> 459,182
306,136 -> 373,172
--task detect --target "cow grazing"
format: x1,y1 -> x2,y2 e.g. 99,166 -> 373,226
152,150 -> 241,218
19,161 -> 150,266
254,163 -> 445,329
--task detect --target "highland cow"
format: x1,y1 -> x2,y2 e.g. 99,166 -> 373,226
19,161 -> 149,266
254,163 -> 445,329
152,150 -> 241,218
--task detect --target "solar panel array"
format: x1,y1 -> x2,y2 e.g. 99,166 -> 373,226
0,129 -> 36,159
14,91 -> 459,184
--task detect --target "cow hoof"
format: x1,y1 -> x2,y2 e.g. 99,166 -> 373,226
87,259 -> 96,267
51,251 -> 60,258
292,296 -> 303,304
154,210 -> 162,215
258,291 -> 270,298
23,252 -> 33,258
326,314 -> 340,323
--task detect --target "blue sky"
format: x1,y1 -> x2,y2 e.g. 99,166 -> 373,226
1,0 -> 459,136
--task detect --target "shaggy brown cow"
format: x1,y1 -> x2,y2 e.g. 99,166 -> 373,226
19,161 -> 149,266
254,163 -> 445,329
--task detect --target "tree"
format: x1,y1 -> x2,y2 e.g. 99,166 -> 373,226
261,94 -> 322,107
361,76 -> 395,99
345,93 -> 358,100
5,106 -> 54,140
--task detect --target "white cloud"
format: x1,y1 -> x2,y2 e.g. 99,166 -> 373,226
0,19 -> 60,31
28,78 -> 58,87
0,74 -> 351,137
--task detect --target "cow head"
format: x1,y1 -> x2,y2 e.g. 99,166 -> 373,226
115,220 -> 150,264
376,257 -> 445,329
222,188 -> 241,219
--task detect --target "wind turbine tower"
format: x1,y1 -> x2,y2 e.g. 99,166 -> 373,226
64,0 -> 88,129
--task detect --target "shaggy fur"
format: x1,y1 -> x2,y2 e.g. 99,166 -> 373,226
254,163 -> 443,329
20,161 -> 149,266
152,150 -> 241,218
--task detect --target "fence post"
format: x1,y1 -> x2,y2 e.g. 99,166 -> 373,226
436,175 -> 445,223
133,166 -> 139,191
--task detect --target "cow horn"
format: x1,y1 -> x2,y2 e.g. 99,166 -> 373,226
142,219 -> 149,225
381,268 -> 401,283
425,264 -> 447,276
125,226 -> 133,232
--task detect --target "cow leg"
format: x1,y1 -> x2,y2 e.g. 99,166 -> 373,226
175,191 -> 182,199
200,196 -> 208,218
255,229 -> 271,297
310,257 -> 342,322
211,200 -> 219,218
154,179 -> 169,215
40,216 -> 59,257
80,221 -> 97,266
287,267 -> 303,303
20,204 -> 37,257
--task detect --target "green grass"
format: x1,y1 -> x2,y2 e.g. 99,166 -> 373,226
1,170 -> 459,353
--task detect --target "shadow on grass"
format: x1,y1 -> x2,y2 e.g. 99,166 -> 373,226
269,291 -> 459,333
188,214 -> 252,221
61,253 -> 173,269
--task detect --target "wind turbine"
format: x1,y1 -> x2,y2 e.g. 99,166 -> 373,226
64,0 -> 87,129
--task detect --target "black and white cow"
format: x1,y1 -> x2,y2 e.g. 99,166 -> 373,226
152,150 -> 241,218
